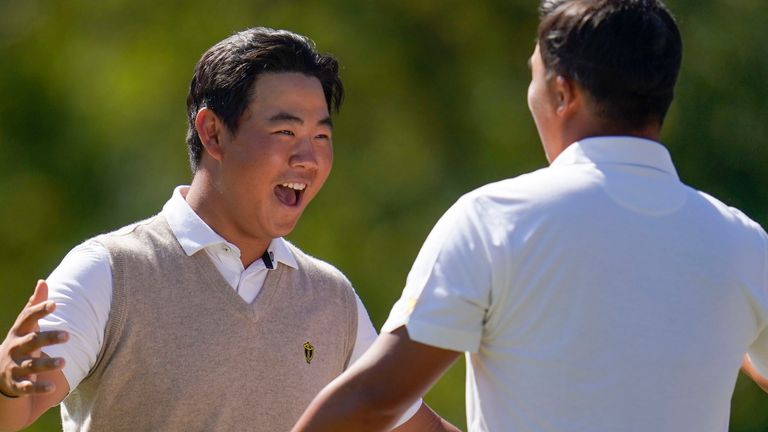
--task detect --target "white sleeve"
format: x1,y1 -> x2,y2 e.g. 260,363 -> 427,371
382,195 -> 491,353
750,329 -> 768,377
749,232 -> 768,376
39,241 -> 112,392
349,293 -> 378,364
350,293 -> 422,428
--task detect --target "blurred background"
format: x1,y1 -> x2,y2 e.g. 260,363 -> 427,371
1,0 -> 767,430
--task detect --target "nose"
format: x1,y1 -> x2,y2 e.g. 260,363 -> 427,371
289,136 -> 319,170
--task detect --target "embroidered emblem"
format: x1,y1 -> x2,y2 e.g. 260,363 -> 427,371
304,342 -> 314,364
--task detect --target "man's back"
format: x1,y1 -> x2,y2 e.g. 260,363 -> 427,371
292,2 -> 768,431
448,137 -> 768,430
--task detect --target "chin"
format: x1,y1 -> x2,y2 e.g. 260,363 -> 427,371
271,221 -> 300,239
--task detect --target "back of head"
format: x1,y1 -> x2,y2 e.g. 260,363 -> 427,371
185,27 -> 344,172
537,0 -> 682,131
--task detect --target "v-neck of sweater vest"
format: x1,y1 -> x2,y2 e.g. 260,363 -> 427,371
191,250 -> 287,324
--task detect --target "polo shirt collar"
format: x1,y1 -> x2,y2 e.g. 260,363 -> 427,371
550,136 -> 679,179
161,186 -> 298,269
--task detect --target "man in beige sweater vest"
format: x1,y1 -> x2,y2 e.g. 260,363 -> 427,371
0,28 -> 459,432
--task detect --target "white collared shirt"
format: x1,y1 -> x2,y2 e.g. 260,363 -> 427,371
39,187 -> 420,420
384,137 -> 768,431
162,186 -> 299,304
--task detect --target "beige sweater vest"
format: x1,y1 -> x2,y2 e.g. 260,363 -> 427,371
61,216 -> 357,431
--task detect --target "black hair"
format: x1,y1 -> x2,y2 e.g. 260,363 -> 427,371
538,0 -> 682,129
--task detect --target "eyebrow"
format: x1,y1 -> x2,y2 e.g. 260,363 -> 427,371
268,112 -> 333,129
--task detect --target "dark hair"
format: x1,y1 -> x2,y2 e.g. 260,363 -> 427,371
185,27 -> 344,172
537,0 -> 682,130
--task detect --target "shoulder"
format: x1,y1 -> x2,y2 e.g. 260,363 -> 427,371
92,215 -> 173,256
96,215 -> 164,241
695,190 -> 767,238
461,166 -> 578,210
47,240 -> 113,296
465,168 -> 550,198
61,238 -> 111,264
445,168 -> 565,226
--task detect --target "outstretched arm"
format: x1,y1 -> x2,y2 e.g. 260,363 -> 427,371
741,354 -> 768,393
391,402 -> 462,432
0,281 -> 69,432
292,326 -> 461,432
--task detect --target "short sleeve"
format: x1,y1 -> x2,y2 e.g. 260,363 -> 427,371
349,293 -> 379,364
748,230 -> 768,376
382,194 -> 491,353
39,241 -> 113,391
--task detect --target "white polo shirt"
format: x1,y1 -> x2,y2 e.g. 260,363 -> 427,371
383,137 -> 768,432
40,186 -> 420,424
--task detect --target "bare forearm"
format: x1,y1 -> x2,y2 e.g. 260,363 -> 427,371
295,390 -> 461,432
0,395 -> 32,432
293,380 -> 408,432
293,328 -> 461,432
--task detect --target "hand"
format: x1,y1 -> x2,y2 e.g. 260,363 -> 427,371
0,280 -> 68,398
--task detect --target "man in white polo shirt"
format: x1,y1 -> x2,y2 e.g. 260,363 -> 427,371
293,1 -> 768,431
0,28 -> 457,432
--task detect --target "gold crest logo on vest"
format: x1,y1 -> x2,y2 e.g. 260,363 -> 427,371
303,342 -> 314,364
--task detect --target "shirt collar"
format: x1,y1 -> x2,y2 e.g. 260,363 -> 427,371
161,186 -> 298,269
550,136 -> 679,179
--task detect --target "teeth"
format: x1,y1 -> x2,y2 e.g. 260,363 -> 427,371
281,182 -> 306,191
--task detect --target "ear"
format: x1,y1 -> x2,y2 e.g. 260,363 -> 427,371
194,107 -> 226,161
552,75 -> 581,118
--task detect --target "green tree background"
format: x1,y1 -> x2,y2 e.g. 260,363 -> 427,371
1,0 -> 767,430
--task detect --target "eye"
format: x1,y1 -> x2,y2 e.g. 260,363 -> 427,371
314,133 -> 331,141
273,130 -> 295,136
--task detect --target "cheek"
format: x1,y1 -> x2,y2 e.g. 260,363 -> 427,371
527,83 -> 545,125
317,143 -> 334,174
527,82 -> 535,113
529,79 -> 557,123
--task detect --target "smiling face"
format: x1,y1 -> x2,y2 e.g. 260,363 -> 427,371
193,72 -> 333,258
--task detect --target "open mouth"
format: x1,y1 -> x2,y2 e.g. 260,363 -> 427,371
274,182 -> 306,207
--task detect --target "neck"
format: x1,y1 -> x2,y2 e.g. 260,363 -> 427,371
550,117 -> 662,162
186,171 -> 270,267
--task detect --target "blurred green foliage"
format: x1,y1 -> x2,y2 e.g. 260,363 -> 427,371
1,0 -> 767,430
